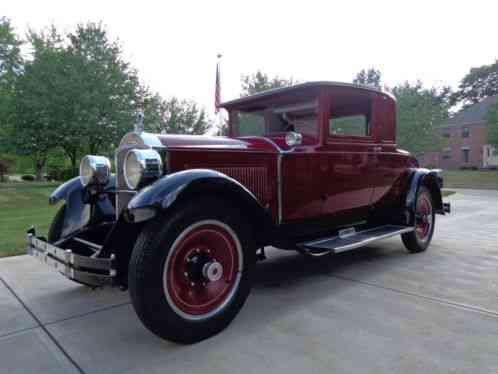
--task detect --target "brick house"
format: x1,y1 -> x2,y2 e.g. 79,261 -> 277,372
421,95 -> 498,169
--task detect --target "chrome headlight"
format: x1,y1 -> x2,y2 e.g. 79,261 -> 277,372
123,149 -> 163,189
79,155 -> 111,186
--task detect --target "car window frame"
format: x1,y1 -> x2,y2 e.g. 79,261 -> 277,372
327,112 -> 374,144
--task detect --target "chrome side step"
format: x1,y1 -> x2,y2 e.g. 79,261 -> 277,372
299,225 -> 414,256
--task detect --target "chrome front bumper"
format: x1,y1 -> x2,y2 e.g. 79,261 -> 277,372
27,231 -> 116,287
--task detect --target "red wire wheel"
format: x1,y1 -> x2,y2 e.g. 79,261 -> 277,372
163,220 -> 243,320
415,193 -> 433,241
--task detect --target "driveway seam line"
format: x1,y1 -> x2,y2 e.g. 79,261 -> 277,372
331,274 -> 498,319
44,301 -> 131,327
0,325 -> 39,339
0,276 -> 86,374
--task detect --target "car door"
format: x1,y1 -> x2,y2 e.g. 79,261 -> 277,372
320,106 -> 377,224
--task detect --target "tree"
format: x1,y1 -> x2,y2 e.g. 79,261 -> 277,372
0,17 -> 22,87
487,103 -> 498,149
66,23 -> 140,156
241,70 -> 296,96
451,59 -> 498,106
0,17 -> 23,151
142,92 -> 211,135
390,82 -> 450,157
353,68 -> 382,88
10,27 -> 65,180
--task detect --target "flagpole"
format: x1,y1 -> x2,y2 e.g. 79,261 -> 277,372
215,53 -> 224,135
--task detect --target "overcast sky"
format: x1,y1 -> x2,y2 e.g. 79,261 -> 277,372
4,0 -> 497,119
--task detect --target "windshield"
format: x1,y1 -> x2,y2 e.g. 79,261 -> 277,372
231,101 -> 318,140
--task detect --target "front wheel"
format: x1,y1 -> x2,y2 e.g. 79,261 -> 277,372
402,186 -> 435,253
128,197 -> 255,344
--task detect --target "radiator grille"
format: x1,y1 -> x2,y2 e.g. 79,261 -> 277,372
189,165 -> 271,204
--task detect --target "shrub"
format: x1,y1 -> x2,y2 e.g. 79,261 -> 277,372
21,175 -> 35,181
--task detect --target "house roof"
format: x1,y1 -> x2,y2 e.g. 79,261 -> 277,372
444,95 -> 498,128
220,81 -> 395,109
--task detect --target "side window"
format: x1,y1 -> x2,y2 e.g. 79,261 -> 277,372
329,115 -> 369,137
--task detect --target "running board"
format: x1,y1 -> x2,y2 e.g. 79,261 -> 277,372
298,225 -> 414,256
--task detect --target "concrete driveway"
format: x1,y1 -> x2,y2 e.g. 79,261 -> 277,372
1,189 -> 497,373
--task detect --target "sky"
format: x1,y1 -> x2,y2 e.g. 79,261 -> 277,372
3,0 -> 497,121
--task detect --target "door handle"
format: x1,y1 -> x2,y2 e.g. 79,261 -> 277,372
373,146 -> 382,152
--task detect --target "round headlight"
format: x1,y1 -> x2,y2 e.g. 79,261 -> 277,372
123,149 -> 163,190
79,155 -> 111,186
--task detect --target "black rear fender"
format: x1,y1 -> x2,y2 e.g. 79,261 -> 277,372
405,168 -> 445,225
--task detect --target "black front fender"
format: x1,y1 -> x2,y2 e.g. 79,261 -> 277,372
48,176 -> 116,237
127,169 -> 268,224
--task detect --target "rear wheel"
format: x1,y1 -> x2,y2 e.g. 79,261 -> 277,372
128,197 -> 255,344
402,186 -> 435,253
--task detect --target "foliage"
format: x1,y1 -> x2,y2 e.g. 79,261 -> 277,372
0,17 -> 23,151
487,103 -> 498,149
10,27 -> 66,180
0,17 -> 22,87
142,92 -> 211,135
353,68 -> 382,88
389,81 -> 450,157
10,23 -> 141,179
451,59 -> 498,106
66,23 -> 140,155
241,70 -> 297,97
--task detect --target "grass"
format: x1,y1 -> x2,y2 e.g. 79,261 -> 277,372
0,182 -> 60,257
442,170 -> 498,190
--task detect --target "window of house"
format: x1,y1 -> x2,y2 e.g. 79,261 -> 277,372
442,147 -> 451,159
330,115 -> 368,136
443,132 -> 450,138
462,127 -> 470,138
462,148 -> 470,163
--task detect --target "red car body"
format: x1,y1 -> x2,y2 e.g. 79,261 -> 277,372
27,81 -> 449,343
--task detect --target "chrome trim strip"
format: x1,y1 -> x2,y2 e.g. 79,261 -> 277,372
334,227 -> 414,253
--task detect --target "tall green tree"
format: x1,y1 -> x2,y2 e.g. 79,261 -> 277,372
66,22 -> 140,156
11,26 -> 66,180
142,92 -> 211,135
353,68 -> 382,88
0,17 -> 23,151
241,70 -> 296,96
11,23 -> 143,179
451,59 -> 498,106
390,82 -> 450,157
487,103 -> 498,149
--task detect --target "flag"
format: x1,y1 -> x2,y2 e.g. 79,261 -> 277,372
215,55 -> 221,114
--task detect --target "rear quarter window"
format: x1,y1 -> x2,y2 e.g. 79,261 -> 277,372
329,115 -> 368,137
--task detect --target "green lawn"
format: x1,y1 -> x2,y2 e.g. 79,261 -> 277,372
442,170 -> 498,190
0,182 -> 60,257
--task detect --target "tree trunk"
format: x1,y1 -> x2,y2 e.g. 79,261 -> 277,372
35,159 -> 45,181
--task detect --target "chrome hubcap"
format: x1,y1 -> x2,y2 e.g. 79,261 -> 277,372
202,261 -> 223,282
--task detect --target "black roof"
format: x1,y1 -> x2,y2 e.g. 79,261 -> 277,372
220,81 -> 395,109
444,95 -> 498,128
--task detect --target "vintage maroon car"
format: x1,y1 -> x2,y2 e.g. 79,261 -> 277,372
27,82 -> 450,343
